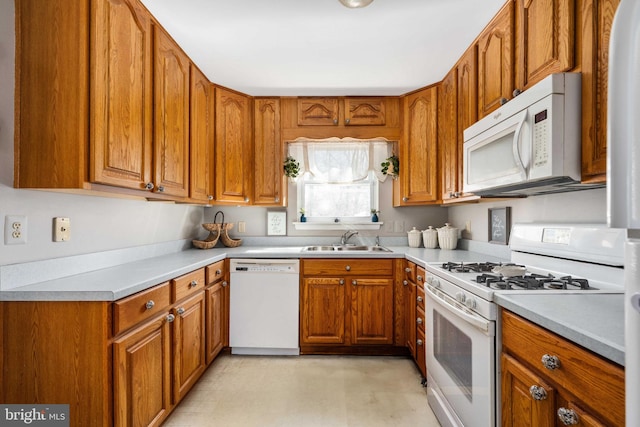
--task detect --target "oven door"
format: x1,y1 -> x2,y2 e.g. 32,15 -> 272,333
425,284 -> 495,427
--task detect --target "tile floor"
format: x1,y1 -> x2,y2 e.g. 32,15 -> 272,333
163,354 -> 441,427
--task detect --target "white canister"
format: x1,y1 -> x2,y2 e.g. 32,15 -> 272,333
437,223 -> 459,250
407,227 -> 422,248
422,226 -> 438,249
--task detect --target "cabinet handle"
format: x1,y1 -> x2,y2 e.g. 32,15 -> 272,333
166,314 -> 175,323
416,339 -> 423,346
416,317 -> 423,325
402,197 -> 409,202
189,280 -> 198,288
352,279 -> 357,286
557,408 -> 579,425
222,281 -> 228,287
176,307 -> 185,315
529,385 -> 548,401
207,195 -> 214,201
403,280 -> 408,286
339,279 -> 345,285
215,269 -> 222,276
417,275 -> 423,283
145,300 -> 155,310
345,118 -> 350,125
145,182 -> 155,191
416,296 -> 423,303
157,185 -> 165,193
405,267 -> 412,273
541,354 -> 560,370
345,265 -> 351,271
244,197 -> 250,203
333,118 -> 338,125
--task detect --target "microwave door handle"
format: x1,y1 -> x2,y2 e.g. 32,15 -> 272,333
513,111 -> 528,177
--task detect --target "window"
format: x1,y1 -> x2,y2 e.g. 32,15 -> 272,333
287,138 -> 391,226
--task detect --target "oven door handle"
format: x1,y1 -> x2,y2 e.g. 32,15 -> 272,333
425,285 -> 492,335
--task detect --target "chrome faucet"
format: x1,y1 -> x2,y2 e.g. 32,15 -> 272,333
340,230 -> 359,245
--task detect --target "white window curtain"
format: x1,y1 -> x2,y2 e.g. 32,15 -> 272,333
287,139 -> 393,183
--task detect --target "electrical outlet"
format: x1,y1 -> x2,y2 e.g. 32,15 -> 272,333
53,217 -> 71,242
4,215 -> 27,245
238,221 -> 246,233
465,221 -> 471,233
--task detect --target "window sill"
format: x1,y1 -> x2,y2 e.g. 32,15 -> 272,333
292,222 -> 384,231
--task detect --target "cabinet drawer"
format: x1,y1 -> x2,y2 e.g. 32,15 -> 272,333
416,285 -> 425,311
172,268 -> 205,302
303,259 -> 393,276
403,261 -> 417,283
501,310 -> 625,425
205,260 -> 225,284
416,267 -> 426,288
113,281 -> 171,335
416,305 -> 425,333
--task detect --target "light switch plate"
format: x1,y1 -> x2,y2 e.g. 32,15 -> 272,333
53,217 -> 70,242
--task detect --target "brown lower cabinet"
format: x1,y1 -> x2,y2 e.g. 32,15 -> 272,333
501,310 -> 624,426
0,262 -> 226,427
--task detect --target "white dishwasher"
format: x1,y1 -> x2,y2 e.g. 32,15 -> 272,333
229,259 -> 300,355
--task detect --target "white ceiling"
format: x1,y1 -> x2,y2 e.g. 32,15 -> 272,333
141,0 -> 506,96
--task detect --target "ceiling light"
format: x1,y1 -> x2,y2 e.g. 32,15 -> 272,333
339,0 -> 374,8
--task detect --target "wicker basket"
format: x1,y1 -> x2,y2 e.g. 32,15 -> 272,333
220,223 -> 243,247
192,223 -> 221,249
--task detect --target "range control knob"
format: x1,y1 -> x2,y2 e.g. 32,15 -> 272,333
431,278 -> 441,288
465,297 -> 477,310
455,292 -> 466,303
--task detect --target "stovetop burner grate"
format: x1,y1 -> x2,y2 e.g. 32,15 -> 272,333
474,272 -> 590,291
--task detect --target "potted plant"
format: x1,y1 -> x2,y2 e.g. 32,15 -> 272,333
299,208 -> 306,222
380,155 -> 399,179
371,209 -> 379,222
283,156 -> 300,180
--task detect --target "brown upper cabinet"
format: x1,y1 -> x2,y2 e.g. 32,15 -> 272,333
189,69 -> 215,203
477,1 -> 514,119
344,98 -> 386,126
253,98 -> 285,206
297,98 -> 340,126
214,87 -> 253,205
438,68 -> 459,202
395,86 -> 439,206
296,97 -> 386,126
515,0 -> 576,91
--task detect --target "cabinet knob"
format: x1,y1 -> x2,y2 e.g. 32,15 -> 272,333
417,275 -> 423,283
345,265 -> 351,271
157,185 -> 165,193
541,354 -> 560,370
416,296 -> 423,303
176,307 -> 185,315
215,269 -> 222,276
222,281 -> 228,287
339,279 -> 345,286
189,280 -> 198,288
352,279 -> 357,286
557,408 -> 579,425
333,118 -> 338,125
145,300 -> 155,310
403,280 -> 408,286
275,196 -> 280,203
345,118 -> 350,125
416,339 -> 423,346
529,385 -> 548,401
404,267 -> 411,273
244,197 -> 249,202
403,197 -> 409,202
207,195 -> 214,201
416,317 -> 423,325
166,314 -> 175,323
145,182 -> 155,191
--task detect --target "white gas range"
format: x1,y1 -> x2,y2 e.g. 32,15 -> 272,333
423,223 -> 625,427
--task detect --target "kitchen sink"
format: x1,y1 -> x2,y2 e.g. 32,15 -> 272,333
301,245 -> 392,253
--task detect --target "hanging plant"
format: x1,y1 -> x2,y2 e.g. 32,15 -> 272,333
381,155 -> 399,178
283,156 -> 300,179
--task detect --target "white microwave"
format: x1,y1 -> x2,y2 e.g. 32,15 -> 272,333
462,73 -> 596,196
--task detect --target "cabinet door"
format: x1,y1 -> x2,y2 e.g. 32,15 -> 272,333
477,1 -> 514,118
350,278 -> 394,345
515,0 -> 575,91
297,98 -> 339,126
580,0 -> 620,183
205,280 -> 227,364
215,87 -> 253,204
457,46 -> 478,196
344,98 -> 386,126
398,86 -> 439,205
153,27 -> 190,198
438,68 -> 459,201
501,353 -> 555,427
416,327 -> 427,378
114,313 -> 172,427
91,0 -> 153,191
254,98 -> 284,206
301,277 -> 346,344
190,68 -> 215,203
402,278 -> 416,357
172,292 -> 206,403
